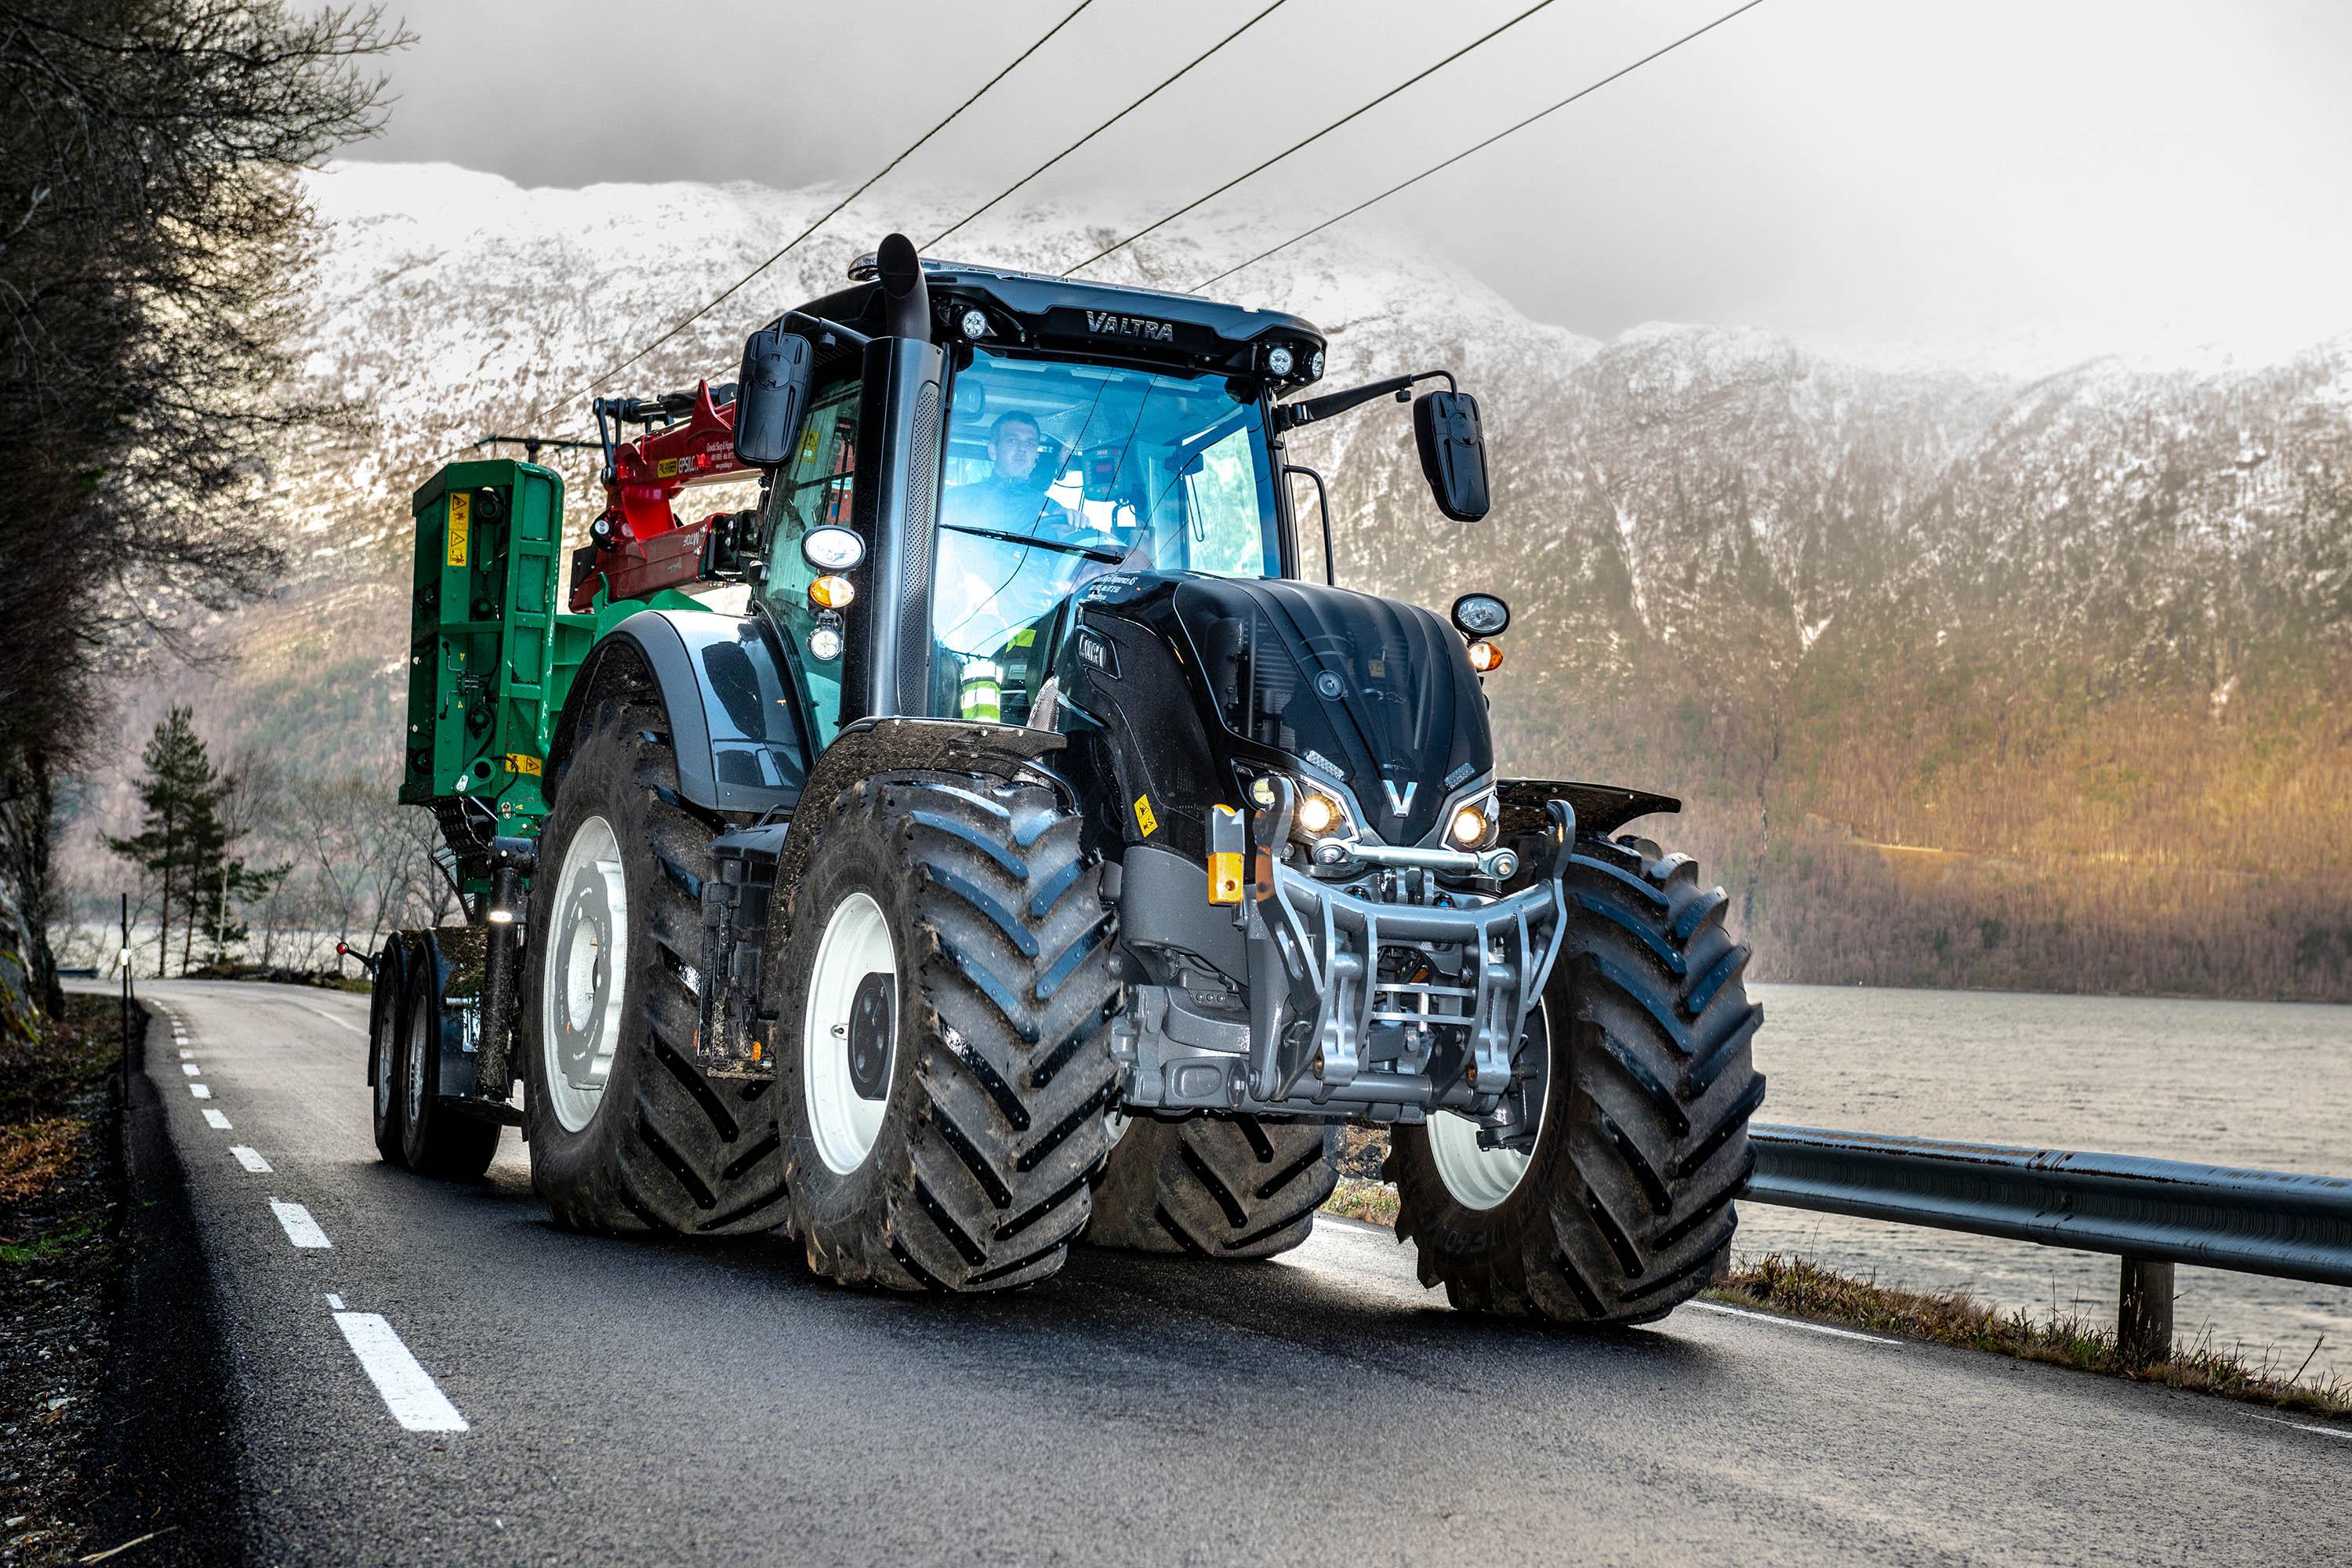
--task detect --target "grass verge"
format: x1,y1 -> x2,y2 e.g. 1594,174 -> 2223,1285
1319,1174 -> 2351,1422
1,994 -> 130,1566
1708,1253 -> 2351,1418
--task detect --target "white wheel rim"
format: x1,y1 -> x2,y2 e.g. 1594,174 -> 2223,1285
405,985 -> 431,1129
803,891 -> 898,1176
542,814 -> 627,1134
373,985 -> 397,1127
1429,1000 -> 1550,1210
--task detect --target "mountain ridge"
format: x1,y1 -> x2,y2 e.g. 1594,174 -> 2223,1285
62,162 -> 2351,1000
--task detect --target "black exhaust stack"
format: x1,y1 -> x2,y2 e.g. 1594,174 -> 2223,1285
876,233 -> 930,343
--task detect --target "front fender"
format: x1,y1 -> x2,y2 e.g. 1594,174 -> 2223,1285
770,717 -> 1074,938
548,609 -> 811,815
1497,779 -> 1679,841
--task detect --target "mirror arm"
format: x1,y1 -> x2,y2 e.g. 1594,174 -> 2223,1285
775,310 -> 873,352
1274,368 -> 1456,432
1283,463 -> 1336,586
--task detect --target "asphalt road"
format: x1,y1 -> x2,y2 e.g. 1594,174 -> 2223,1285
97,979 -> 2350,1566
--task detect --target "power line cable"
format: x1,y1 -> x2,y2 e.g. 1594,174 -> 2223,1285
516,0 -> 1097,433
1058,0 -> 1560,278
1189,0 -> 1767,294
927,0 -> 1293,252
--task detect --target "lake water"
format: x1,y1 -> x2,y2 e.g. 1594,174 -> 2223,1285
1741,983 -> 2352,1385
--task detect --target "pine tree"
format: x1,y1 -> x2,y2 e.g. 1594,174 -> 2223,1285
106,707 -> 230,976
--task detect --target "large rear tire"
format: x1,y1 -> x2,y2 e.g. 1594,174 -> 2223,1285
774,773 -> 1120,1292
519,699 -> 789,1236
1083,1116 -> 1338,1258
399,946 -> 500,1180
1387,835 -> 1766,1326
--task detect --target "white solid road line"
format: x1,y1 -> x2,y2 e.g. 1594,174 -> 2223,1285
181,1062 -> 201,1076
202,1109 -> 232,1130
2245,1411 -> 2352,1441
332,1312 -> 469,1432
230,1145 -> 272,1173
268,1198 -> 332,1249
1687,1301 -> 1904,1345
299,1002 -> 365,1034
188,1083 -> 212,1100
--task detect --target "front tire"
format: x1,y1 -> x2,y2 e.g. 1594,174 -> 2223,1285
1083,1116 -> 1339,1258
774,773 -> 1120,1292
1387,836 -> 1766,1326
519,699 -> 789,1236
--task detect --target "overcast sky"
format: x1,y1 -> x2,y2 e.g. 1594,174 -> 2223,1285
350,0 -> 2352,364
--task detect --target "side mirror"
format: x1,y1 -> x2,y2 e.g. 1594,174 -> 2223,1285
1413,389 -> 1490,522
733,325 -> 814,467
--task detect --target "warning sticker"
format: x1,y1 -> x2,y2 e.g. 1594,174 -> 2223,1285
1132,794 -> 1158,837
445,491 -> 470,568
504,753 -> 543,776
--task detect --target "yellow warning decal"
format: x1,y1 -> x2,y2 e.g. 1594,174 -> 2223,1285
1133,794 -> 1158,837
657,456 -> 680,478
504,753 -> 543,776
445,491 -> 470,568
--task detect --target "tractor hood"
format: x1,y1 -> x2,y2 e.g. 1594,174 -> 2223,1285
1165,575 -> 1490,846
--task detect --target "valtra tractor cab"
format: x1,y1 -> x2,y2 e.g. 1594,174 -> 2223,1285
368,234 -> 1763,1319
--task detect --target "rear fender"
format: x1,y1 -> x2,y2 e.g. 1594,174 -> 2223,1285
546,609 -> 811,815
1497,779 -> 1679,841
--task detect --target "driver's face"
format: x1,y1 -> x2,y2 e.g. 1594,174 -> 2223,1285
990,422 -> 1042,481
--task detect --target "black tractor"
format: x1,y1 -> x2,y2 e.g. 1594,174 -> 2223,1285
380,234 -> 1763,1326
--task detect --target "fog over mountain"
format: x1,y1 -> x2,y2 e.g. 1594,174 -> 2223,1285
73,162 -> 2352,1000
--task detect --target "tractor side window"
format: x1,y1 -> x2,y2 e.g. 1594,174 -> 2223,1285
760,372 -> 861,748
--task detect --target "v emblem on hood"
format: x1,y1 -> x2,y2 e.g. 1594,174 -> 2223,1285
1381,779 -> 1418,816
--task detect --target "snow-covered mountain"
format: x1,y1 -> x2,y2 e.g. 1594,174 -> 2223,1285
151,162 -> 2352,998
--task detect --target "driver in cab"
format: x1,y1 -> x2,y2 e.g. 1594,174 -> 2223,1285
944,411 -> 1084,538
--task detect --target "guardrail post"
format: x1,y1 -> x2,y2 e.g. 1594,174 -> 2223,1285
2118,1256 -> 2173,1365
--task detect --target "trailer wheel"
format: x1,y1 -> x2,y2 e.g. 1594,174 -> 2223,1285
773,774 -> 1120,1291
368,938 -> 409,1167
1082,1116 -> 1338,1258
519,699 -> 789,1236
399,946 -> 500,1180
1387,836 -> 1766,1326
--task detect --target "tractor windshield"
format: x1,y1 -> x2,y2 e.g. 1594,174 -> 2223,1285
932,347 -> 1279,720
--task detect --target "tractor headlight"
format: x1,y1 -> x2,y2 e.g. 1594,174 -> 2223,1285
1248,771 -> 1360,846
1447,790 -> 1499,850
1294,789 -> 1341,836
1265,344 -> 1295,378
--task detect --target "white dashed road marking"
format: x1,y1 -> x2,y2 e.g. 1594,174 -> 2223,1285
230,1146 -> 272,1173
178,1049 -> 193,1060
325,1294 -> 344,1310
268,1198 -> 332,1249
1689,1301 -> 1904,1345
189,1083 -> 211,1100
2246,1411 -> 2352,1441
202,1109 -> 232,1130
181,1062 -> 201,1076
332,1312 -> 469,1432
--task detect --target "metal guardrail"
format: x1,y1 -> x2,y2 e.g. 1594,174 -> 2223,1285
1740,1123 -> 2352,1359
